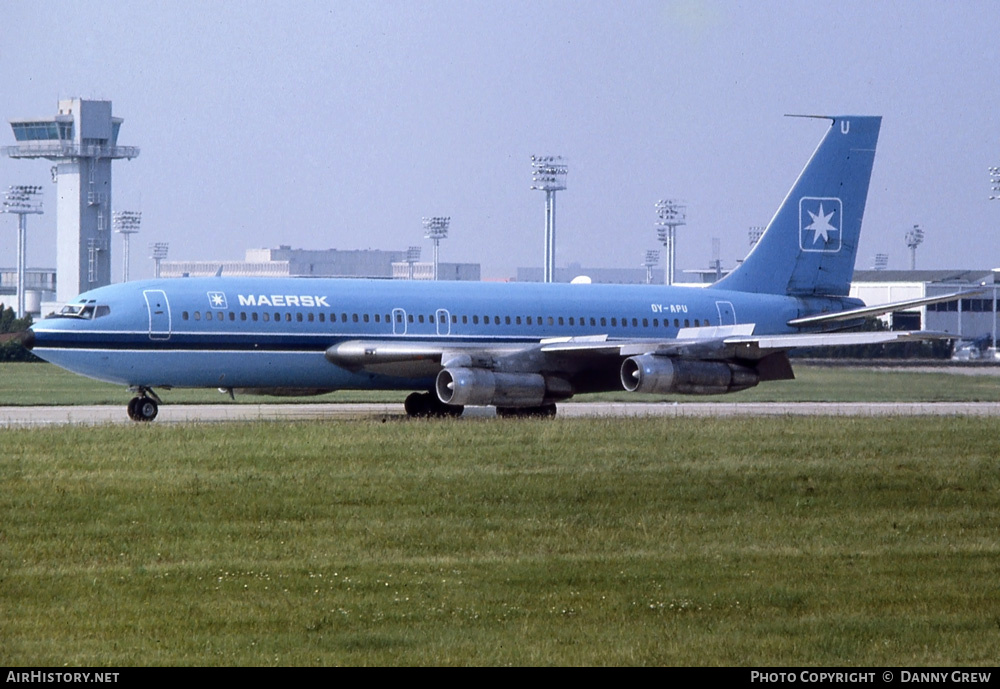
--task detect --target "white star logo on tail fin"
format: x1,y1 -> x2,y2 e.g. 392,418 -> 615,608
799,197 -> 842,252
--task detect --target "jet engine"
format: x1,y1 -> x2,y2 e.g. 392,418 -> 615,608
620,355 -> 759,395
435,367 -> 571,407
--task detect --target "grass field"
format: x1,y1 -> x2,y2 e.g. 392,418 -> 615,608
2,416 -> 998,666
3,361 -> 1000,406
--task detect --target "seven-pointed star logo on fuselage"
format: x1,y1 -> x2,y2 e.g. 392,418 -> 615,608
805,203 -> 837,244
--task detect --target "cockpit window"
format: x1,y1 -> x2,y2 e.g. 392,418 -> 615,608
50,302 -> 110,320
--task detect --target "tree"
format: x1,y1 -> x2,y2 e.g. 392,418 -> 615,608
0,303 -> 39,362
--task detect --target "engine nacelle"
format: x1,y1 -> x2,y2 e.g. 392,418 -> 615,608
436,368 -> 569,407
620,355 -> 759,395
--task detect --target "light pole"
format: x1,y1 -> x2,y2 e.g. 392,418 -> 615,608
150,242 -> 169,279
711,237 -> 722,282
655,199 -> 686,285
748,226 -> 765,249
905,224 -> 924,270
1,185 -> 43,317
113,210 -> 141,282
643,249 -> 660,285
873,253 -> 889,271
991,168 -> 1000,352
531,156 -> 568,283
422,217 -> 449,281
406,245 -> 422,280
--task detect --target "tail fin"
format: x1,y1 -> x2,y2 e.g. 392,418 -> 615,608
714,115 -> 881,296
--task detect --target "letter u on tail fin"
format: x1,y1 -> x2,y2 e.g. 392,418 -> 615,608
714,115 -> 881,297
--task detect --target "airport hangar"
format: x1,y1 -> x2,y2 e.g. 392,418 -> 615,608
851,269 -> 1000,342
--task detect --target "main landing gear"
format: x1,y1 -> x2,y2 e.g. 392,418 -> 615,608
403,392 -> 558,419
126,388 -> 161,422
404,391 -> 464,418
496,404 -> 557,418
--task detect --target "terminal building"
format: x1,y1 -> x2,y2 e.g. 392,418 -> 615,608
516,263 -> 730,285
160,246 -> 480,281
0,268 -> 56,314
517,263 -> 665,284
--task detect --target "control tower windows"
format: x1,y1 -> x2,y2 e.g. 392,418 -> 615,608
11,122 -> 73,141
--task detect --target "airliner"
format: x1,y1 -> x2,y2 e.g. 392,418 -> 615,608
23,115 -> 959,421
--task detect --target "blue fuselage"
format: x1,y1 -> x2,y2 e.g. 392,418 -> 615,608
28,277 -> 857,393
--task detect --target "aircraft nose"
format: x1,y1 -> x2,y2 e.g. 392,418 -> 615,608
21,329 -> 35,350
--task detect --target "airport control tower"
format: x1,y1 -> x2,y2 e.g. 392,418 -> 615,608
2,99 -> 139,304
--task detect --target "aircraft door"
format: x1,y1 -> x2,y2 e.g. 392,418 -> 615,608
715,301 -> 736,326
143,289 -> 171,340
392,308 -> 407,335
436,309 -> 451,336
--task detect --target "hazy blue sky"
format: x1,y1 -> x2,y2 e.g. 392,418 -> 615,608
2,0 -> 999,280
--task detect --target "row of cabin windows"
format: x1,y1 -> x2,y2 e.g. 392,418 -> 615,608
180,310 -> 707,329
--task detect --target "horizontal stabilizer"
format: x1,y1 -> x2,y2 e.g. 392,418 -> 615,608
788,289 -> 988,327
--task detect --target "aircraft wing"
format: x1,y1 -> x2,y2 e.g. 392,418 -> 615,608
325,339 -> 533,378
326,327 -> 950,385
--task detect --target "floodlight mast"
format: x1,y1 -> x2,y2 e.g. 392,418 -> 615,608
904,224 -> 924,270
643,249 -> 660,285
422,217 -> 449,281
149,242 -> 169,279
1,185 -> 43,317
655,199 -> 686,285
711,237 -> 722,281
748,226 -> 765,249
989,167 -> 1000,200
873,253 -> 889,271
113,210 -> 141,282
405,245 -> 422,280
531,156 -> 568,283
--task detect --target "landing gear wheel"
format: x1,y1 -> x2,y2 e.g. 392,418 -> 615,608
127,396 -> 158,422
404,392 -> 430,417
496,404 -> 557,419
404,391 -> 463,418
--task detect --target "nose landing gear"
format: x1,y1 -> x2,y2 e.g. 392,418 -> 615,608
127,388 -> 161,422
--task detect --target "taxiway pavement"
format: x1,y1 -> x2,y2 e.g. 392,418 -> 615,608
2,401 -> 1000,427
